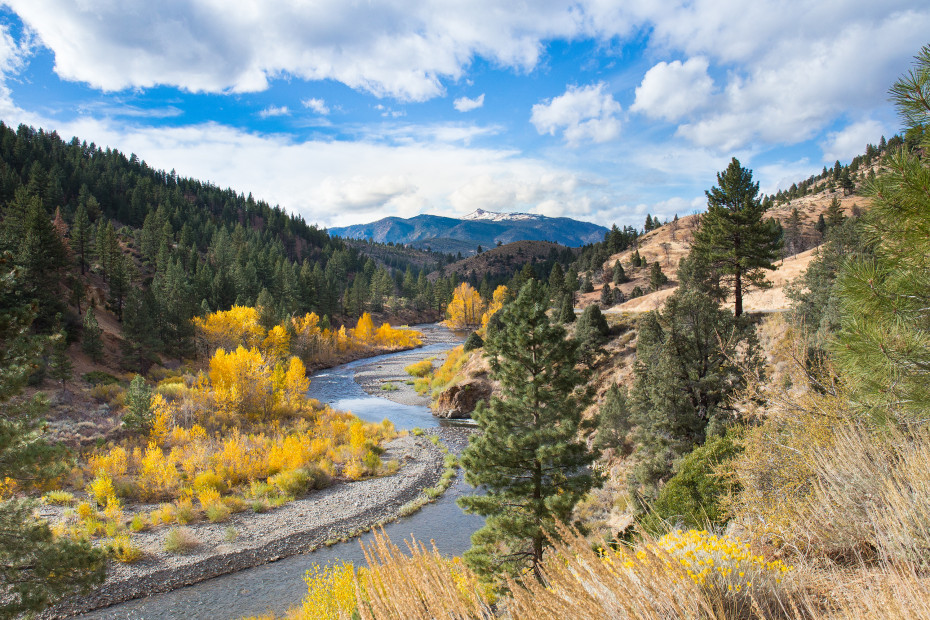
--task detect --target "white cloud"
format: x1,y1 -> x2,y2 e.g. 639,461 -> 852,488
530,82 -> 621,146
665,6 -> 929,151
631,57 -> 713,121
822,119 -> 888,163
45,117 -> 621,227
7,0 -> 588,101
453,93 -> 484,112
301,98 -> 330,115
258,105 -> 290,119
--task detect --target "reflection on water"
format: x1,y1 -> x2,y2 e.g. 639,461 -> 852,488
84,324 -> 482,620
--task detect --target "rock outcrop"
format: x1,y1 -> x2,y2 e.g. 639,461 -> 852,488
434,380 -> 491,419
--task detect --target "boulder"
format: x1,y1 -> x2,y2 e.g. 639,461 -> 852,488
433,381 -> 491,419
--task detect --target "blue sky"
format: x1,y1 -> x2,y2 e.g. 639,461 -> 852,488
0,2 -> 927,229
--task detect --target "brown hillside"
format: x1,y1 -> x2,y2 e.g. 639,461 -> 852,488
428,240 -> 575,282
581,186 -> 871,314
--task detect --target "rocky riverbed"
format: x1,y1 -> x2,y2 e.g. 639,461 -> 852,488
42,434 -> 445,618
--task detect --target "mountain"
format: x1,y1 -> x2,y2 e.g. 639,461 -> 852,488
329,210 -> 608,253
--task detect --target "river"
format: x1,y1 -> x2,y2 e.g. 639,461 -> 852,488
82,324 -> 484,619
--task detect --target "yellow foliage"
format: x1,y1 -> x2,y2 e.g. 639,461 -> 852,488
88,446 -> 128,479
209,345 -> 275,418
353,313 -> 376,344
405,357 -> 435,378
445,283 -> 485,329
480,284 -> 508,330
87,473 -> 116,507
193,305 -> 264,354
300,562 -> 358,620
261,324 -> 291,362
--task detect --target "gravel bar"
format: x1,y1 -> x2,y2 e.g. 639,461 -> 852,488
42,434 -> 445,618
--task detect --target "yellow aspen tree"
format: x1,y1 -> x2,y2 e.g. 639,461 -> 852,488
261,324 -> 291,362
354,312 -> 376,345
446,283 -> 486,329
193,305 -> 265,354
481,285 -> 508,330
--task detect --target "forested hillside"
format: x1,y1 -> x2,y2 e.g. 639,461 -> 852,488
0,123 -> 481,375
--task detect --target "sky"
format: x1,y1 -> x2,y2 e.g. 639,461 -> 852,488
0,2 -> 926,230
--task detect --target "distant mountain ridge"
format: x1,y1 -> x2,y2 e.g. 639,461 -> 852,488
330,210 -> 608,253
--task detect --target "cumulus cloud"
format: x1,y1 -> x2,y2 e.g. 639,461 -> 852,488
530,83 -> 621,146
45,117 -> 619,227
302,98 -> 330,115
822,119 -> 888,163
7,0 -> 588,101
453,93 -> 484,112
631,57 -> 713,121
664,6 -> 929,151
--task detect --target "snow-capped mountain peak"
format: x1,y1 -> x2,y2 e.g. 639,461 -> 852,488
462,208 -> 541,222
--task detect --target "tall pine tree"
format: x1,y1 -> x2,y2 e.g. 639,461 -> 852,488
691,158 -> 783,316
459,279 -> 601,581
0,254 -> 106,615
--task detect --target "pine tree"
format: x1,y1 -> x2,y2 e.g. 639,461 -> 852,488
594,383 -> 632,451
548,263 -> 565,303
629,285 -> 760,496
459,280 -> 600,581
123,374 -> 154,433
17,196 -> 69,329
575,303 -> 610,366
48,316 -> 72,388
785,207 -> 803,254
0,254 -> 106,614
826,195 -> 845,228
815,213 -> 827,238
559,293 -> 575,324
832,44 -> 930,422
81,305 -> 103,362
649,261 -> 668,292
691,158 -> 783,316
599,283 -> 613,307
612,260 -> 627,284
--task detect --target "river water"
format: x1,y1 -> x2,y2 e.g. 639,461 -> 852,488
83,324 -> 484,619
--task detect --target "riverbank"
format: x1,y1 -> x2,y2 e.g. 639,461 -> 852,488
43,434 -> 446,618
352,326 -> 465,408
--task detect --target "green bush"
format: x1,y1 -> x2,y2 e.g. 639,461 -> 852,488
644,430 -> 742,534
82,371 -> 120,386
463,332 -> 484,352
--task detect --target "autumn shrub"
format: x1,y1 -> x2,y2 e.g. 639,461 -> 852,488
105,534 -> 143,564
90,382 -> 125,406
164,527 -> 199,554
87,473 -> 116,507
42,490 -> 74,505
129,514 -> 147,532
269,468 -> 311,498
404,358 -> 435,378
206,503 -> 231,523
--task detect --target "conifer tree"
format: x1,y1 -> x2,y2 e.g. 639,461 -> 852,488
649,261 -> 668,292
548,262 -> 565,303
558,293 -> 575,324
832,44 -> 930,422
575,303 -> 610,366
459,280 -> 600,581
691,158 -> 783,316
594,383 -> 632,451
48,316 -> 72,388
81,305 -> 103,362
599,283 -> 613,307
826,195 -> 845,228
17,196 -> 68,328
0,255 -> 106,614
612,260 -> 627,284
